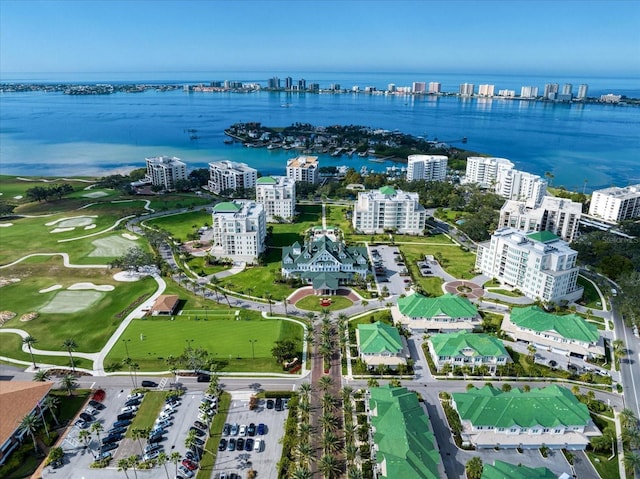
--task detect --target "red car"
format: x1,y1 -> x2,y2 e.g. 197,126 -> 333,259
182,459 -> 198,471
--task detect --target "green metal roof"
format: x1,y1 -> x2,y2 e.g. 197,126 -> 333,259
309,272 -> 340,290
379,186 -> 396,196
358,322 -> 403,354
482,460 -> 557,479
256,176 -> 277,184
453,385 -> 591,429
430,331 -> 508,358
510,306 -> 599,343
527,231 -> 559,243
369,385 -> 442,479
212,201 -> 242,213
398,293 -> 478,319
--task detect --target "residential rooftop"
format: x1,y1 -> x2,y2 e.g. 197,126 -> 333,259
430,331 -> 508,358
510,306 -> 599,343
358,321 -> 403,354
397,293 -> 478,319
482,460 -> 557,479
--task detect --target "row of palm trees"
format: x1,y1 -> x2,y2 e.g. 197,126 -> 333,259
619,408 -> 640,475
117,451 -> 182,479
22,335 -> 79,371
33,368 -> 79,396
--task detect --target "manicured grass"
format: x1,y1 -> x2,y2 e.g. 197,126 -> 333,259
270,205 -> 323,247
348,310 -> 393,329
586,451 -> 620,479
490,288 -> 524,297
144,210 -> 212,242
127,391 -> 168,438
577,275 -> 604,310
105,315 -> 303,373
147,194 -> 211,211
50,389 -> 91,423
417,276 -> 444,297
435,209 -> 473,223
196,391 -> 231,479
399,243 -> 476,280
295,295 -> 353,311
0,333 -> 93,369
185,257 -> 229,277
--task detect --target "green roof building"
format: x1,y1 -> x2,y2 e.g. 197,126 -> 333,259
255,175 -> 296,222
482,460 -> 558,479
452,385 -> 599,450
211,200 -> 266,262
427,331 -> 510,373
353,186 -> 427,235
368,385 -> 444,479
356,321 -> 407,368
503,306 -> 604,359
393,293 -> 480,332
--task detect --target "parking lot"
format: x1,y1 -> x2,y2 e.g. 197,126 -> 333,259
213,394 -> 288,479
370,245 -> 412,296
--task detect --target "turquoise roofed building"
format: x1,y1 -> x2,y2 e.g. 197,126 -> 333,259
367,385 -> 444,479
255,175 -> 296,222
482,460 -> 559,479
452,385 -> 600,450
352,186 -> 427,235
502,306 -> 604,359
427,331 -> 510,373
393,292 -> 480,332
356,321 -> 408,369
210,200 -> 266,262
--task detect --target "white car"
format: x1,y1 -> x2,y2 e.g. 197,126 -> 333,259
83,406 -> 97,416
127,392 -> 143,400
120,405 -> 138,414
178,465 -> 194,478
155,419 -> 172,428
143,449 -> 161,461
253,438 -> 263,452
239,424 -> 247,436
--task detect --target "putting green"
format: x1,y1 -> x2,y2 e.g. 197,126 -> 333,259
39,290 -> 105,313
88,235 -> 138,257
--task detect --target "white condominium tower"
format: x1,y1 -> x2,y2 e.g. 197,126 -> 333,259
255,176 -> 296,222
286,155 -> 319,184
577,84 -> 589,99
475,228 -> 583,303
478,84 -> 495,97
406,154 -> 448,182
459,83 -> 475,96
499,196 -> 583,242
352,186 -> 426,235
210,200 -> 266,261
495,168 -> 547,208
520,86 -> 539,98
207,160 -> 257,195
428,82 -> 441,93
588,184 -> 640,223
463,157 -> 514,189
144,156 -> 187,191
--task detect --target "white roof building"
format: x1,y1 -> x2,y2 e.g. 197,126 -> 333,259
475,228 -> 583,304
255,176 -> 296,222
210,200 -> 266,262
286,155 -> 318,184
495,168 -> 547,208
499,196 -> 583,242
462,157 -> 514,189
352,186 -> 426,235
588,184 -> 640,223
207,160 -> 257,195
406,154 -> 448,182
144,156 -> 187,191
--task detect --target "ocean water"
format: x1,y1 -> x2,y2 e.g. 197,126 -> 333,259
1,71 -> 639,191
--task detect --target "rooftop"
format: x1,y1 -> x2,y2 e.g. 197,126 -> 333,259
397,293 -> 478,319
358,321 -> 403,354
212,201 -> 243,213
527,231 -> 560,243
430,331 -> 508,358
482,460 -> 557,479
256,176 -> 278,184
287,155 -> 318,168
510,306 -> 599,343
0,381 -> 54,449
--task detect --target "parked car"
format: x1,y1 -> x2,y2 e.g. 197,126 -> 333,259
189,426 -> 206,437
79,412 -> 93,422
275,398 -> 284,411
245,438 -> 254,451
89,400 -> 105,410
149,426 -> 164,436
194,420 -> 207,430
148,433 -> 164,444
120,405 -> 138,414
239,424 -> 247,436
155,418 -> 172,428
127,392 -> 143,400
196,374 -> 210,383
254,438 -> 263,452
124,398 -> 141,407
83,406 -> 97,416
144,443 -> 162,454
192,437 -> 205,446
108,426 -> 127,436
247,423 -> 256,436
257,423 -> 265,435
185,450 -> 200,462
117,412 -> 134,421
102,434 -> 122,445
227,438 -> 236,451
143,449 -> 162,461
218,438 -> 228,451
112,419 -> 131,428
236,438 -> 245,450
177,465 -> 194,478
230,423 -> 239,435
266,399 -> 274,409
100,442 -> 118,453
222,423 -> 231,436
97,451 -> 112,461
141,380 -> 158,388
74,419 -> 89,429
182,459 -> 198,471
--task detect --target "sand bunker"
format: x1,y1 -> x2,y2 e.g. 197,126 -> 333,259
20,312 -> 39,322
84,224 -> 97,230
113,271 -> 143,282
82,191 -> 109,198
0,311 -> 16,323
40,290 -> 104,314
68,282 -> 115,292
13,195 -> 23,199
51,227 -> 75,233
46,215 -> 98,227
0,223 -> 13,227
39,285 -> 63,293
0,278 -> 20,288
89,235 -> 137,257
122,233 -> 138,240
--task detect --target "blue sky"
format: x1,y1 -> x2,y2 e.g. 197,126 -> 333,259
1,0 -> 639,76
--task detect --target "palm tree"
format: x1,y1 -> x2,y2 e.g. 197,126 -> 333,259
157,452 -> 170,479
290,466 -> 312,479
298,382 -> 312,401
169,452 -> 181,476
322,393 -> 337,411
305,330 -> 315,345
33,369 -> 51,382
185,430 -> 199,461
18,413 -> 41,452
127,455 -> 139,479
624,451 -> 640,475
367,378 -> 379,388
60,373 -> 78,396
91,421 -> 104,444
117,458 -> 131,479
620,408 -> 638,430
322,430 -> 340,454
209,275 -> 221,301
305,311 -> 316,322
466,456 -> 483,479
321,412 -> 339,431
299,422 -> 312,439
78,429 -> 94,457
265,292 -> 273,316
389,378 -> 401,388
341,386 -> 353,402
318,375 -> 333,392
319,454 -> 342,479
347,467 -> 364,479
132,428 -> 147,454
62,338 -> 78,372
22,335 -> 38,369
622,427 -> 640,449
296,442 -> 314,466
43,394 -> 60,426
298,400 -> 311,418
345,443 -> 358,464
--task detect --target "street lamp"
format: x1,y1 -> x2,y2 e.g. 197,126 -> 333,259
122,339 -> 131,360
249,339 -> 257,360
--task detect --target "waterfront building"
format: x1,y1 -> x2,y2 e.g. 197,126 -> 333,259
427,331 -> 510,373
406,154 -> 448,182
286,155 -> 319,184
284,76 -> 292,89
498,89 -> 516,97
207,160 -> 257,195
502,306 -> 604,359
459,83 -> 475,96
462,156 -> 514,189
387,83 -> 396,93
268,77 -> 280,89
367,385 -> 444,479
451,385 -> 600,450
544,83 -> 559,100
475,228 -> 583,303
482,461 -> 557,479
577,84 -> 589,99
352,186 -> 426,235
356,322 -> 408,369
255,175 -> 296,222
498,196 -> 583,242
144,155 -> 187,191
298,79 -> 306,90
478,84 -> 495,97
495,168 -> 547,208
562,83 -> 573,96
520,85 -> 539,98
210,200 -> 266,262
281,233 -> 369,294
428,82 -> 441,93
600,93 -> 622,103
588,184 -> 640,223
412,81 -> 426,93
393,293 -> 480,333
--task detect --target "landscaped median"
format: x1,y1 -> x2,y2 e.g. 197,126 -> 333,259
196,391 -> 231,479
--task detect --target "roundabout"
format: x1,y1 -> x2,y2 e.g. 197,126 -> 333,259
444,280 -> 484,300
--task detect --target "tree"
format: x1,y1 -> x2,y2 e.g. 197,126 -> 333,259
127,455 -> 140,479
318,375 -> 334,392
319,454 -> 342,479
290,467 -> 313,479
296,442 -> 313,466
620,408 -> 638,430
345,443 -> 359,464
117,458 -> 131,479
271,339 -> 296,363
18,413 -> 41,452
132,428 -> 148,454
185,430 -> 200,461
466,456 -> 483,479
622,427 -> 640,450
91,421 -> 104,446
321,411 -> 339,431
60,374 -> 78,396
78,429 -> 92,451
367,378 -> 379,388
22,335 -> 38,369
322,430 -> 340,454
157,452 -> 170,479
389,378 -> 402,388
169,452 -> 181,476
624,451 -> 640,475
298,382 -> 312,402
348,467 -> 364,479
62,338 -> 78,372
33,369 -> 51,382
43,394 -> 60,426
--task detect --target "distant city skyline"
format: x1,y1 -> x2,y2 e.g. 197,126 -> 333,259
1,0 -> 639,77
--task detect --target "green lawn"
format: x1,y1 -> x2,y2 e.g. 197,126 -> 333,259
399,242 -> 476,280
197,391 -> 231,479
144,210 -> 212,242
270,205 -> 323,247
185,257 -> 229,277
490,289 -> 524,297
577,275 -> 604,310
105,315 -> 303,373
147,194 -> 211,211
586,451 -> 620,479
127,391 -> 168,438
295,295 -> 353,311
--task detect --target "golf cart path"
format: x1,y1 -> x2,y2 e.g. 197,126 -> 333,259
0,252 -> 109,269
0,328 -> 99,360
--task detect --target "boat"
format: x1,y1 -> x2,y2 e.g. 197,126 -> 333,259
190,134 -> 199,140
368,158 -> 384,163
357,151 -> 367,157
462,137 -> 468,143
223,139 -> 233,144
